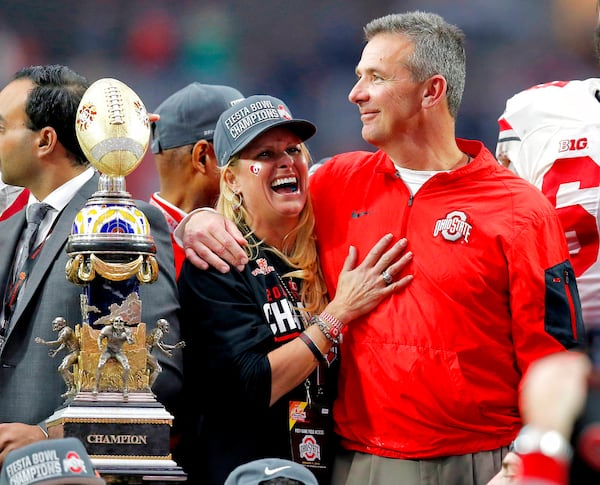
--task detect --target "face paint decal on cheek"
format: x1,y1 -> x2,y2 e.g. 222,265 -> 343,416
249,162 -> 262,175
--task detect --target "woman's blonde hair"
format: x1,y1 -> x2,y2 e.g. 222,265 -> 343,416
216,144 -> 328,314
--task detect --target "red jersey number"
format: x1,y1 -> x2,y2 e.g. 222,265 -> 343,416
542,156 -> 600,276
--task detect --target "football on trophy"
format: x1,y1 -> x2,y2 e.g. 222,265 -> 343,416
75,78 -> 150,177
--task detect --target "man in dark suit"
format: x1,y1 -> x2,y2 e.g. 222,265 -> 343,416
0,65 -> 183,466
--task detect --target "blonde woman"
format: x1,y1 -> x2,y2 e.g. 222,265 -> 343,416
176,95 -> 413,484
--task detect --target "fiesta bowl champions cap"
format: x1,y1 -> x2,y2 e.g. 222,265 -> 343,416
213,94 -> 317,167
151,82 -> 245,153
224,458 -> 318,485
0,437 -> 106,485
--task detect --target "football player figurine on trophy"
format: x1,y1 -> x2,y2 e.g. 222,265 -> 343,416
93,316 -> 135,399
34,317 -> 80,399
42,78 -> 186,483
146,319 -> 185,388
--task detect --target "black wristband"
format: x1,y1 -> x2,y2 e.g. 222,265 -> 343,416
299,332 -> 327,365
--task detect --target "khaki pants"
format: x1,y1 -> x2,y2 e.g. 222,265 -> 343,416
331,446 -> 509,485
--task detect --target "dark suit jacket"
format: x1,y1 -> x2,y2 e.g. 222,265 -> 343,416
0,173 -> 183,425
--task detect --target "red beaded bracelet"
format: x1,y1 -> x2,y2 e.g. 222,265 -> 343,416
319,311 -> 345,343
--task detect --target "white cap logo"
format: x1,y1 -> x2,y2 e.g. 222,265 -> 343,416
277,104 -> 292,120
63,451 -> 87,474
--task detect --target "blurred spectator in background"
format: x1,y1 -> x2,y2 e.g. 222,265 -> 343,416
224,458 -> 319,485
487,351 -> 597,485
149,82 -> 244,277
0,179 -> 27,221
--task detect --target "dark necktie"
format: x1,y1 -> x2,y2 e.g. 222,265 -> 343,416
0,202 -> 51,347
12,202 -> 52,280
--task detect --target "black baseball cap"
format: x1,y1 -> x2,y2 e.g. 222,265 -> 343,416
213,94 -> 317,167
224,458 -> 318,485
0,437 -> 106,485
151,82 -> 244,153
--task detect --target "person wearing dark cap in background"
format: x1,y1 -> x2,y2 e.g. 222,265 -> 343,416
149,82 -> 244,278
0,437 -> 105,485
225,458 -> 319,485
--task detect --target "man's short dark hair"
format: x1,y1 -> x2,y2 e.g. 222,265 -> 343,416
13,64 -> 90,165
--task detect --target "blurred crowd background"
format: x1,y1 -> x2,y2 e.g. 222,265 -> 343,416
0,0 -> 597,200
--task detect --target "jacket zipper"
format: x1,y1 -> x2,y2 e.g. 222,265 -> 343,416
564,269 -> 578,339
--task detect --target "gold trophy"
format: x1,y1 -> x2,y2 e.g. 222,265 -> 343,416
42,78 -> 186,483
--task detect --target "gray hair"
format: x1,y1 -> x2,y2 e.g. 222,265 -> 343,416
364,11 -> 466,118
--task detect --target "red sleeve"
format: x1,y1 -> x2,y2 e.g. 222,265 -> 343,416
0,188 -> 29,221
519,452 -> 569,485
172,236 -> 185,280
509,209 -> 584,379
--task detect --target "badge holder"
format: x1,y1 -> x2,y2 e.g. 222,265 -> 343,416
289,366 -> 333,484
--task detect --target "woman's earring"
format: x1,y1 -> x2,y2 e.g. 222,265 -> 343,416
232,191 -> 243,211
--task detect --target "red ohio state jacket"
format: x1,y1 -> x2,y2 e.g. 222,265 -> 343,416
310,138 -> 584,459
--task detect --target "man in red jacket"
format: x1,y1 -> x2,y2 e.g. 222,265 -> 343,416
177,11 -> 584,485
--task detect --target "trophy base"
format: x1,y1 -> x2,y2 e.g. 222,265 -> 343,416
90,461 -> 187,484
46,391 -> 187,484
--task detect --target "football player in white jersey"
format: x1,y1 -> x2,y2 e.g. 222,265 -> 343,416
490,3 -> 600,484
497,44 -> 600,332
